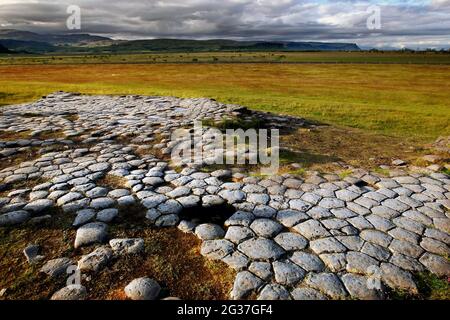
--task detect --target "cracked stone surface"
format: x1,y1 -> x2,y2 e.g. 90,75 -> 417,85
0,92 -> 449,300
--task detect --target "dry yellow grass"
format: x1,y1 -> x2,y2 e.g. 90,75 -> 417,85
0,63 -> 449,141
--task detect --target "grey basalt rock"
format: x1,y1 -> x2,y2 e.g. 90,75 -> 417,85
218,189 -> 246,204
124,278 -> 161,300
249,219 -> 283,238
177,195 -> 200,208
194,223 -> 225,240
73,209 -> 96,227
155,214 -> 179,227
23,244 -> 44,264
40,258 -> 73,278
225,211 -> 255,227
90,197 -> 115,210
274,232 -> 308,251
341,273 -> 384,300
419,252 -> 450,277
293,219 -> 330,240
96,208 -> 119,223
291,287 -> 327,300
23,199 -> 53,213
110,238 -> 145,255
225,226 -> 255,244
200,239 -> 234,260
177,220 -> 197,233
57,192 -> 83,206
305,273 -> 348,300
380,263 -> 418,294
257,284 -> 291,300
238,238 -> 285,261
276,209 -> 309,227
86,187 -> 109,199
78,246 -> 113,272
273,260 -> 305,286
202,195 -> 225,207
51,285 -> 87,300
230,271 -> 263,300
222,251 -> 249,271
290,251 -> 325,272
157,200 -> 182,215
74,222 -> 108,248
0,210 -> 30,226
4,93 -> 450,301
249,261 -> 273,281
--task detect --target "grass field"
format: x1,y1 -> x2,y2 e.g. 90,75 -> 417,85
1,51 -> 450,65
0,53 -> 449,142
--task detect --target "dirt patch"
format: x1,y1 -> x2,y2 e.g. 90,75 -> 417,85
33,130 -> 65,140
0,177 -> 47,197
0,130 -> 31,141
0,144 -> 71,173
97,175 -> 128,189
280,126 -> 426,171
63,114 -> 79,122
0,213 -> 76,300
0,147 -> 44,172
94,227 -> 235,300
0,206 -> 235,300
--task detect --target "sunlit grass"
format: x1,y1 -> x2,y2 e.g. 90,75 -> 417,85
0,63 -> 449,141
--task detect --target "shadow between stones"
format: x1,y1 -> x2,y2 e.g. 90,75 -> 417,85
354,180 -> 369,188
178,203 -> 236,225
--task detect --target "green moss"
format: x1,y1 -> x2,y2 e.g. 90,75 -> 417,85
374,168 -> 391,177
286,168 -> 307,177
389,272 -> 450,300
415,272 -> 450,300
339,169 -> 354,179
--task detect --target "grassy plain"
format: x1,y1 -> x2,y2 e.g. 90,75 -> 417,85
0,54 -> 449,141
1,51 -> 450,65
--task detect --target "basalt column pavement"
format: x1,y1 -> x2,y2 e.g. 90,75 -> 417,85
0,92 -> 449,300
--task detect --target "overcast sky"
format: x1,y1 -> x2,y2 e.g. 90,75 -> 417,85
1,0 -> 449,49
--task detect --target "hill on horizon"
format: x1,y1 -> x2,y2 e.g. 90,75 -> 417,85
0,29 -> 361,54
0,43 -> 13,53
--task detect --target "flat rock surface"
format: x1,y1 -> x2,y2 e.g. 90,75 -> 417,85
0,92 -> 449,300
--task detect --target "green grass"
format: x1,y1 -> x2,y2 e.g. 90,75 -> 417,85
373,168 -> 391,177
339,169 -> 354,179
0,59 -> 448,141
1,51 -> 450,65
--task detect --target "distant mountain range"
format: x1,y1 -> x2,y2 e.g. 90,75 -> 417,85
0,29 -> 111,46
0,29 -> 361,54
0,43 -> 13,53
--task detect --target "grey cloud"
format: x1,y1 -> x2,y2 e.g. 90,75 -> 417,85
0,0 -> 449,49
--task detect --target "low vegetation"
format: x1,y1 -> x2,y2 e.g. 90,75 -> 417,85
389,272 -> 450,300
1,51 -> 450,65
0,210 -> 235,300
0,60 -> 448,141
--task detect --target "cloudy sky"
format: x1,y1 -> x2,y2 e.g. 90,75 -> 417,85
1,0 -> 449,49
